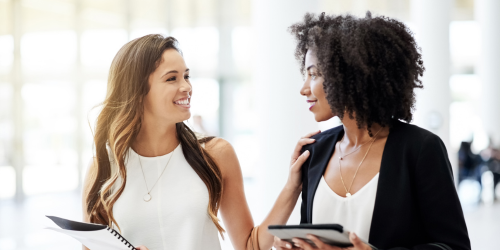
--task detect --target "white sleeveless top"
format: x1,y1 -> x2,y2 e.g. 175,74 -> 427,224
112,144 -> 221,250
312,173 -> 379,241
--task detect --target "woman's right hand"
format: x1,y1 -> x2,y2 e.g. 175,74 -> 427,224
135,246 -> 149,250
274,236 -> 303,250
285,130 -> 321,192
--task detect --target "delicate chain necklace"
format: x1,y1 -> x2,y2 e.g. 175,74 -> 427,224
138,146 -> 176,202
337,129 -> 382,197
338,128 -> 382,160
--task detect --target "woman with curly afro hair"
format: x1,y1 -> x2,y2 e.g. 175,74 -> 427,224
273,12 -> 470,250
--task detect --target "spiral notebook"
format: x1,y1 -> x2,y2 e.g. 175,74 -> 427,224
46,215 -> 135,250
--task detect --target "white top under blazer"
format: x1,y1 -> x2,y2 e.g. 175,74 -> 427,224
111,143 -> 221,250
312,173 -> 379,241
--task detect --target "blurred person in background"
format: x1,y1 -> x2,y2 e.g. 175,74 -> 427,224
479,138 -> 500,200
82,34 -> 313,250
459,137 -> 500,202
458,140 -> 482,185
273,12 -> 470,250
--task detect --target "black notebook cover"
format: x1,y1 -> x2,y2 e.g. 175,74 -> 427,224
47,215 -> 107,231
46,215 -> 135,250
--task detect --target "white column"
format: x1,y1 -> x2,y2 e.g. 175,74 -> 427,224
252,0 -> 319,222
410,0 -> 452,159
12,0 -> 24,202
476,0 -> 500,146
217,0 -> 236,141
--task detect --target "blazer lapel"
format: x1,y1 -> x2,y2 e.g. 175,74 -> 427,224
306,129 -> 343,222
368,121 -> 400,244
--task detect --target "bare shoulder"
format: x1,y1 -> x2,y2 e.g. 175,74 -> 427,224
203,138 -> 240,178
204,137 -> 235,157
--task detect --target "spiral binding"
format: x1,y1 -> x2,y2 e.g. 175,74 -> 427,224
106,227 -> 135,249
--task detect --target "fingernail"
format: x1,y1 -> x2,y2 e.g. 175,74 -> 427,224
303,150 -> 310,155
352,232 -> 357,239
310,138 -> 315,141
286,243 -> 292,249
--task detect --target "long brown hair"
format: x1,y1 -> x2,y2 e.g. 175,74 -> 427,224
85,34 -> 224,235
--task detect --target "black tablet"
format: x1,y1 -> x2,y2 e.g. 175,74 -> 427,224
268,224 -> 373,248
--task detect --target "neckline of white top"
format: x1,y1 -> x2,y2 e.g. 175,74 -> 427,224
320,173 -> 379,200
128,143 -> 181,161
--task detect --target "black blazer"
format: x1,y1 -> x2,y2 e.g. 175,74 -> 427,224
300,120 -> 470,250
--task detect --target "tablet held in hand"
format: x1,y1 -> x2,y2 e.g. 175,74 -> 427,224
268,224 -> 374,249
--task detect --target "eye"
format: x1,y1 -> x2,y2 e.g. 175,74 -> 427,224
166,76 -> 176,82
184,75 -> 190,80
309,74 -> 317,80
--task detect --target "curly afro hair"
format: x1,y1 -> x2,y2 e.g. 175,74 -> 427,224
289,12 -> 425,135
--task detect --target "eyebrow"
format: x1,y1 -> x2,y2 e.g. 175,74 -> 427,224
306,65 -> 317,71
161,68 -> 190,78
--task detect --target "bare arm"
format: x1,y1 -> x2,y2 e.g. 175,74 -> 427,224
81,158 -> 97,250
206,132 -> 318,250
205,138 -> 254,249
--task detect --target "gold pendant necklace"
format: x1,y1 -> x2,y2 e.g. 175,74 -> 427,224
338,128 -> 382,160
338,129 -> 381,197
138,146 -> 176,202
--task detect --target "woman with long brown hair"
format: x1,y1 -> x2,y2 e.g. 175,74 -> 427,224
82,34 -> 312,250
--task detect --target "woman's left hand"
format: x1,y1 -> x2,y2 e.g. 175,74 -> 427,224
292,232 -> 372,250
285,130 -> 321,192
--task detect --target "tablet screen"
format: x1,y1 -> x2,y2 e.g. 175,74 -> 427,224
268,224 -> 359,248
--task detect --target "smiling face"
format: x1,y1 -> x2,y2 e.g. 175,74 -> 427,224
144,48 -> 192,124
300,49 -> 335,122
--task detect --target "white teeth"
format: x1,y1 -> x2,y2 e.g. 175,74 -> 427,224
176,99 -> 189,105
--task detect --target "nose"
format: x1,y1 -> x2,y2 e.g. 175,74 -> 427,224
300,77 -> 311,97
180,78 -> 192,93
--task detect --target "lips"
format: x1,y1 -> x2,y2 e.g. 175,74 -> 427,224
174,97 -> 190,108
307,100 -> 317,110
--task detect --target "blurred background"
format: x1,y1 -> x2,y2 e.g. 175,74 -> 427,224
0,0 -> 499,249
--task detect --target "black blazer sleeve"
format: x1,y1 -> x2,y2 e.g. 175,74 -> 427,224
380,133 -> 470,250
412,134 -> 468,249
